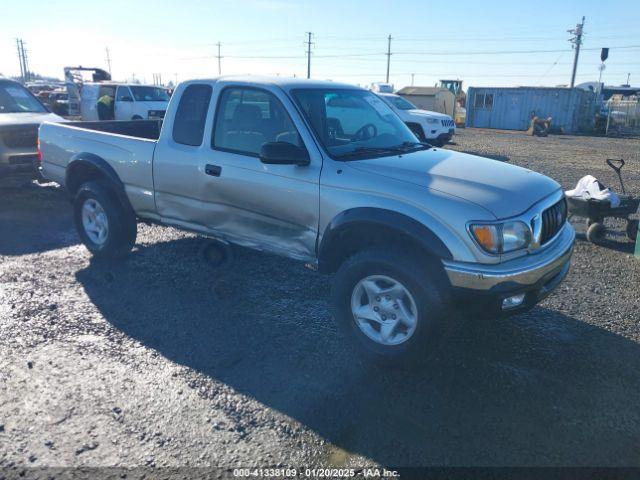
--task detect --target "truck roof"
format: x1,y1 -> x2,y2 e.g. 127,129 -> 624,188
182,75 -> 362,91
80,83 -> 167,89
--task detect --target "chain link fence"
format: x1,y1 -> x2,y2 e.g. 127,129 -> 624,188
606,95 -> 640,137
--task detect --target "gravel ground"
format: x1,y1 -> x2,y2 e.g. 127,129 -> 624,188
1,129 -> 639,475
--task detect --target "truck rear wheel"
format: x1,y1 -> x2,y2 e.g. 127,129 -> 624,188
73,180 -> 137,258
331,247 -> 449,367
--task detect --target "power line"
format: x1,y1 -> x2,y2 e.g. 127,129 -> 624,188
177,42 -> 640,62
535,52 -> 566,85
314,71 -> 638,79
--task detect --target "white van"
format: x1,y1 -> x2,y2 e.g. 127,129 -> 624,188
78,83 -> 169,121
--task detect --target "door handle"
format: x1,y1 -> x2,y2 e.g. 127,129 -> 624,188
205,164 -> 222,177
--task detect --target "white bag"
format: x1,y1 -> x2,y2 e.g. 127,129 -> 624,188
566,175 -> 621,208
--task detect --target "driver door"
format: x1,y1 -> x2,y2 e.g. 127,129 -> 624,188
153,82 -> 322,262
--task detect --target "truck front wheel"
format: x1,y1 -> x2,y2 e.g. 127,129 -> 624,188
331,247 -> 449,366
73,180 -> 137,258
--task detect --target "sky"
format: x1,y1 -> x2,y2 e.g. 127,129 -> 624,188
1,0 -> 639,89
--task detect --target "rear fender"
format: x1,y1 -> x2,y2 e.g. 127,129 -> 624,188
66,153 -> 133,215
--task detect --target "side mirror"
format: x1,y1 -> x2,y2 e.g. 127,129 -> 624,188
260,142 -> 310,166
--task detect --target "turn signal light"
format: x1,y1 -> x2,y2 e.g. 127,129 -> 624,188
470,224 -> 500,253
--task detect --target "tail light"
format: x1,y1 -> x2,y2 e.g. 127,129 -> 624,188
37,138 -> 42,163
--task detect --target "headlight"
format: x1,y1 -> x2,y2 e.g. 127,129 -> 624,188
502,221 -> 532,252
469,221 -> 531,254
426,118 -> 439,124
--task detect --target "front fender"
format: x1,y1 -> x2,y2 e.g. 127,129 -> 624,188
317,207 -> 455,273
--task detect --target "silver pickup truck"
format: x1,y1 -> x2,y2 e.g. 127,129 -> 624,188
40,76 -> 575,365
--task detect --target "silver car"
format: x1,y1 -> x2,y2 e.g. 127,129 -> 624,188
0,79 -> 64,176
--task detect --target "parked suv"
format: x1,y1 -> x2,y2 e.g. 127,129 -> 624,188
377,92 -> 455,146
40,76 -> 574,365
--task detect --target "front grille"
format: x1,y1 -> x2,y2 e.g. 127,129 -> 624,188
1,125 -> 38,148
440,119 -> 455,127
540,198 -> 568,244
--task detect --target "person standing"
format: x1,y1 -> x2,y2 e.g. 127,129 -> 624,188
97,93 -> 114,120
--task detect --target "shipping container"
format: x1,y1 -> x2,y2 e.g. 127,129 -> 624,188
465,86 -> 594,133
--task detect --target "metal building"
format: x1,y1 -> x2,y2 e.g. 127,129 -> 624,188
396,86 -> 456,117
465,86 -> 594,133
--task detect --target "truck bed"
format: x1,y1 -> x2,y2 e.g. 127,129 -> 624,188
60,120 -> 161,140
39,120 -> 160,218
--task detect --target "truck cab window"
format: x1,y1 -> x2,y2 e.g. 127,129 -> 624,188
172,84 -> 212,146
212,87 -> 302,156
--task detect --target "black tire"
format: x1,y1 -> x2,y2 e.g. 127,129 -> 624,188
331,247 -> 450,367
627,219 -> 639,242
586,222 -> 606,244
199,238 -> 233,269
73,180 -> 137,258
132,115 -> 143,120
586,217 -> 603,228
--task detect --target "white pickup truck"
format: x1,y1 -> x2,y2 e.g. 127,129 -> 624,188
39,76 -> 574,365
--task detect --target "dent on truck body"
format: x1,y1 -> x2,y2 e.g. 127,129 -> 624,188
157,199 -> 317,262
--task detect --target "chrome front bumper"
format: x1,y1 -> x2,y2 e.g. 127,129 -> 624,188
442,223 -> 575,293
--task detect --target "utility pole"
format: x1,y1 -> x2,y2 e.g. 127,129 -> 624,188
215,42 -> 222,75
16,39 -> 30,83
568,16 -> 585,88
411,73 -> 415,86
305,32 -> 313,79
22,40 -> 31,82
627,73 -> 631,85
105,47 -> 112,76
385,34 -> 392,83
16,39 -> 25,82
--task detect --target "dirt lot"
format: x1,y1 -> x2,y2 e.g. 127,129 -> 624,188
1,129 -> 640,474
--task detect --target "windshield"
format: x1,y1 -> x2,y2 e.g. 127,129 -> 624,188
129,86 -> 169,102
385,95 -> 416,110
0,81 -> 47,113
292,88 -> 420,159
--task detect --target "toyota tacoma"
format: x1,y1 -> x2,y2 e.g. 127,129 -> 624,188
39,76 -> 575,365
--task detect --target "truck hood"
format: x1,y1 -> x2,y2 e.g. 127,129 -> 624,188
346,149 -> 560,219
406,109 -> 452,120
0,112 -> 66,126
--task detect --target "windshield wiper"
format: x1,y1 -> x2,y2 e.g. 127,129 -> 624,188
396,141 -> 433,152
335,142 -> 432,160
335,146 -> 404,159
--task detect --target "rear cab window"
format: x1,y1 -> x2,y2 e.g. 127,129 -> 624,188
172,84 -> 213,146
